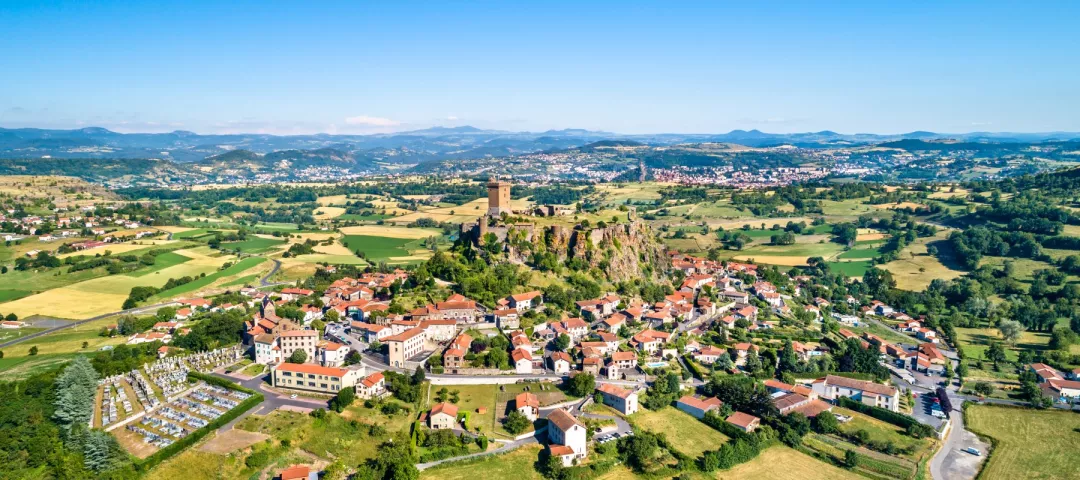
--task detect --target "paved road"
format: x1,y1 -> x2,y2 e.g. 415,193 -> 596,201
260,259 -> 282,286
211,370 -> 331,431
0,302 -> 178,348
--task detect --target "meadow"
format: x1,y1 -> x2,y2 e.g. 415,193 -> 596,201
220,236 -> 285,254
629,406 -> 729,458
965,405 -> 1080,479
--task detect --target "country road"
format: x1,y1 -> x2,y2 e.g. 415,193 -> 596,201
260,259 -> 282,286
0,302 -> 178,348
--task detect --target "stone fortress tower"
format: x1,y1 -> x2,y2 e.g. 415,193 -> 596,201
487,176 -> 512,216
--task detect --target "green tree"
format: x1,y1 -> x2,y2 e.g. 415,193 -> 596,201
568,372 -> 596,397
812,410 -> 839,434
503,410 -> 531,434
331,387 -> 356,412
997,320 -> 1023,344
554,334 -> 571,352
845,450 -> 860,469
28,346 -> 38,356
288,349 -> 308,364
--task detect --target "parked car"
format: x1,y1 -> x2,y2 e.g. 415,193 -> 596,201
963,447 -> 981,456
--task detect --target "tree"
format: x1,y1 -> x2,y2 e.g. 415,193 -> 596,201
5,313 -> 17,322
568,372 -> 596,397
618,431 -> 660,472
28,346 -> 38,356
503,410 -> 531,434
330,387 -> 356,412
973,381 -> 994,397
845,450 -> 860,469
813,410 -> 839,434
715,351 -> 734,371
288,349 -> 307,364
81,341 -> 88,349
997,320 -> 1023,344
412,365 -> 426,384
593,391 -> 604,405
345,350 -> 362,366
53,356 -> 98,435
984,341 -> 1007,365
311,319 -> 326,334
554,333 -> 571,352
744,349 -> 762,373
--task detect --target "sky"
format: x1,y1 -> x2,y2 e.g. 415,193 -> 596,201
1,1 -> 1079,135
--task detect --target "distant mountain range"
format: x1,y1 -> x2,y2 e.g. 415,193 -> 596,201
1,126 -> 1078,180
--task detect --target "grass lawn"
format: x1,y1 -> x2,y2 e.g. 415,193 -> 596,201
237,408 -> 399,465
148,257 -> 267,301
629,406 -> 729,458
965,405 -> 1080,479
220,237 -> 286,254
221,274 -> 260,287
837,246 -> 881,260
0,316 -> 127,362
171,228 -> 218,240
0,289 -> 33,302
420,444 -> 544,480
0,326 -> 46,343
0,352 -> 86,379
342,235 -> 428,263
714,445 -> 864,480
426,384 -> 499,436
833,407 -> 934,460
126,251 -> 192,277
826,260 -> 871,277
493,383 -> 570,437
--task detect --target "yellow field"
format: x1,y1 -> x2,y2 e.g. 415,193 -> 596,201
157,226 -> 196,234
714,446 -> 863,480
313,206 -> 346,220
337,225 -> 443,239
312,242 -> 354,255
0,249 -> 229,319
391,197 -> 532,224
730,254 -> 816,266
317,194 -> 348,206
880,231 -> 963,291
0,175 -> 118,205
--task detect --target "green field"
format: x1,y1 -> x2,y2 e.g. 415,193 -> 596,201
342,235 -> 424,262
629,406 -> 729,458
420,444 -> 544,480
0,289 -> 32,302
837,246 -> 882,260
171,228 -> 219,240
337,213 -> 393,221
966,405 -> 1080,479
221,274 -> 260,287
127,251 -> 192,277
149,257 -> 267,300
827,260 -> 871,277
220,237 -> 285,254
0,326 -> 46,343
425,384 -> 499,435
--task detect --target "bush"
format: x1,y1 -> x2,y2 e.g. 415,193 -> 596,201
836,396 -> 933,437
245,450 -> 270,468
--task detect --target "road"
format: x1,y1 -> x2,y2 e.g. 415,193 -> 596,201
926,358 -> 988,480
0,301 -> 179,349
260,259 -> 282,286
211,369 -> 331,431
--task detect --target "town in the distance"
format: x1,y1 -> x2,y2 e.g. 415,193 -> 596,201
4,146 -> 1080,480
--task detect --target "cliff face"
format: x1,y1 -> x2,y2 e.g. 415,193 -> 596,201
535,221 -> 668,282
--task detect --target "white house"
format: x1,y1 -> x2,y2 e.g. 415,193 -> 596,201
547,409 -> 587,466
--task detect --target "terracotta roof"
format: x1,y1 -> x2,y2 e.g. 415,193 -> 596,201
280,330 -> 318,337
598,383 -> 633,399
551,351 -> 572,363
546,409 -> 581,432
678,395 -> 722,411
611,351 -> 636,362
384,327 -> 425,342
549,445 -> 575,456
726,411 -> 760,429
279,465 -> 310,480
431,402 -> 459,418
361,372 -> 384,388
512,349 -> 532,362
764,379 -> 795,392
772,392 -> 810,411
823,375 -> 897,397
510,291 -> 542,302
515,392 -> 539,409
787,399 -> 834,418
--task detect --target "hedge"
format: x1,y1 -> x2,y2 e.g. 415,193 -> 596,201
681,355 -> 707,380
135,372 -> 264,472
836,396 -> 932,437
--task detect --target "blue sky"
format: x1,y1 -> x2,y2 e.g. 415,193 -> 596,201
1,1 -> 1078,135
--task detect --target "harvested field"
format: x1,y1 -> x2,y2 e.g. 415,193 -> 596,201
198,429 -> 269,454
337,225 -> 443,239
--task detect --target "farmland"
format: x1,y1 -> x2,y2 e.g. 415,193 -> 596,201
965,405 -> 1080,480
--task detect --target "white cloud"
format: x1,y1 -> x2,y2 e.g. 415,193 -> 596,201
446,116 -> 459,121
344,115 -> 400,127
